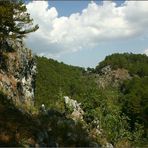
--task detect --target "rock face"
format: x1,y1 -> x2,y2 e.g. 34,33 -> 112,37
64,96 -> 84,121
0,40 -> 36,107
96,65 -> 130,88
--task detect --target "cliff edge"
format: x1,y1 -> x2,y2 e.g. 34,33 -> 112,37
0,40 -> 36,107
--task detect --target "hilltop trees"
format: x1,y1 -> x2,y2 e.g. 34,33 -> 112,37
0,0 -> 38,43
95,53 -> 148,76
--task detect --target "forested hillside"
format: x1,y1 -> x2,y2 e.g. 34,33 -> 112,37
1,0 -> 148,147
95,53 -> 148,76
95,53 -> 148,136
35,53 -> 148,147
35,56 -> 98,109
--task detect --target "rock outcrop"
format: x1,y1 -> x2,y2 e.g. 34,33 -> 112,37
63,96 -> 114,147
96,65 -> 130,88
64,96 -> 84,121
0,40 -> 36,107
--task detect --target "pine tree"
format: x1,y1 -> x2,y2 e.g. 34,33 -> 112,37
0,0 -> 39,43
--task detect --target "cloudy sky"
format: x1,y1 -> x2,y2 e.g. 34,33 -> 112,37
25,0 -> 148,68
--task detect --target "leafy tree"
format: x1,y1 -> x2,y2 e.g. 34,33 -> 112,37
120,76 -> 148,136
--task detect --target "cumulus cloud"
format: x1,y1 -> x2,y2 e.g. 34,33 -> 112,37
144,49 -> 148,56
25,1 -> 148,57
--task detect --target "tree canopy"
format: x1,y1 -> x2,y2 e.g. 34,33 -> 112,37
95,53 -> 148,77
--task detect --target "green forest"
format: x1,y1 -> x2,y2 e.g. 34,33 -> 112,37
35,53 -> 148,147
0,0 -> 148,147
95,53 -> 148,76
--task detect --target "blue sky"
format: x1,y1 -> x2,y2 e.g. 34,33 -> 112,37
25,1 -> 148,68
48,0 -> 124,17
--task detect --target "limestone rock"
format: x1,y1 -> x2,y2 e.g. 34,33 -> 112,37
96,65 -> 130,88
0,40 -> 36,107
64,96 -> 84,121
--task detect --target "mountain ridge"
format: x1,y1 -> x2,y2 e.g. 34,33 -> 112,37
0,46 -> 148,147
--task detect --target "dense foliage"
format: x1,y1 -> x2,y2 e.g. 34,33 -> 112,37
120,77 -> 148,136
35,56 -> 90,109
35,53 -> 148,146
95,53 -> 148,77
95,53 -> 148,144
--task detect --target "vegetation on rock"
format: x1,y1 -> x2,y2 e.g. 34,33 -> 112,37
95,53 -> 148,77
34,53 -> 148,147
0,0 -> 147,147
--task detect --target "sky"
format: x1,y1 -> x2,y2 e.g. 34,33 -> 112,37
25,0 -> 148,68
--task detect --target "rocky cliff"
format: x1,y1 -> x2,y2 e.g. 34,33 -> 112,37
0,40 -> 36,107
95,65 -> 131,89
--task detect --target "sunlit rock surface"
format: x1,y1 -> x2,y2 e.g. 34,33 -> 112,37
64,96 -> 84,121
0,40 -> 36,106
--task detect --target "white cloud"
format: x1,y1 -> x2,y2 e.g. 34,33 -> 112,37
144,49 -> 148,56
25,1 -> 148,58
